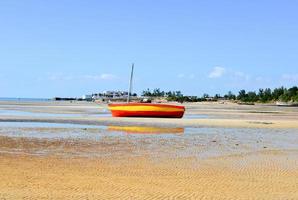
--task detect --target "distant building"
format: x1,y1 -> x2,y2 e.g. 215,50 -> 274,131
85,91 -> 137,101
102,91 -> 129,98
82,95 -> 92,101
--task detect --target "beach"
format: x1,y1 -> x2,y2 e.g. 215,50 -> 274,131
1,100 -> 298,199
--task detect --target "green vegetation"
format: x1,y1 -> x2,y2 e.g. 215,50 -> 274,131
142,88 -> 208,103
142,86 -> 298,103
236,86 -> 298,103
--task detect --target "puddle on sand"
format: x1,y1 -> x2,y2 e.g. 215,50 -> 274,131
0,109 -> 111,118
0,122 -> 105,129
0,109 -> 211,119
0,122 -> 298,159
0,122 -> 184,140
183,114 -> 209,119
0,122 -> 108,140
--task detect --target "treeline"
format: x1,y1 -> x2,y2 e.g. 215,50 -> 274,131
142,88 -> 220,102
142,88 -> 202,102
142,86 -> 298,103
236,86 -> 298,103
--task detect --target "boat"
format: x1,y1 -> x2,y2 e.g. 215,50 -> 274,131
108,64 -> 185,118
109,102 -> 185,118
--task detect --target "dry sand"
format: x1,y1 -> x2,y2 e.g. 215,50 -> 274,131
1,100 -> 298,199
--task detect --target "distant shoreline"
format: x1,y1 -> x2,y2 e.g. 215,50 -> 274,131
0,97 -> 51,102
1,97 -> 298,108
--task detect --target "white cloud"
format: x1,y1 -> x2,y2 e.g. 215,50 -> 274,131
208,67 -> 225,78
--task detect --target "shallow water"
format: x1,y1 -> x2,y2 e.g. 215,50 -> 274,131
0,109 -> 111,117
183,114 -> 209,119
0,122 -> 184,140
0,122 -> 106,129
0,109 -> 211,120
1,122 -> 298,159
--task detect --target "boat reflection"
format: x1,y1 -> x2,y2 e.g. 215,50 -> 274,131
107,126 -> 184,135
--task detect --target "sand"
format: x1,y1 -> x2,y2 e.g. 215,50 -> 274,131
1,100 -> 298,199
1,100 -> 298,129
1,152 -> 298,199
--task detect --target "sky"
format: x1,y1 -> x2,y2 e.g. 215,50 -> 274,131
0,0 -> 298,98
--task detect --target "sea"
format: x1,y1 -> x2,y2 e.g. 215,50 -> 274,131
0,97 -> 51,102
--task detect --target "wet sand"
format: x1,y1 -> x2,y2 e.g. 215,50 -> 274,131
1,152 -> 298,199
1,100 -> 298,199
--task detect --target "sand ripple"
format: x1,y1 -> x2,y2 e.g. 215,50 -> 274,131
0,153 -> 298,199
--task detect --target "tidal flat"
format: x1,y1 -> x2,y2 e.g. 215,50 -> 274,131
0,100 -> 298,199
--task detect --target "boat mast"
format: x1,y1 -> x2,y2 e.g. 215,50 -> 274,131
127,63 -> 134,103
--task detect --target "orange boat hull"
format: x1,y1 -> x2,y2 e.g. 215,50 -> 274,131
108,103 -> 185,118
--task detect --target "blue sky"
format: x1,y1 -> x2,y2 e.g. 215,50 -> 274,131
0,0 -> 297,98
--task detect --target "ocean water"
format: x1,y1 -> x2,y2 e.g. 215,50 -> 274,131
0,97 -> 51,102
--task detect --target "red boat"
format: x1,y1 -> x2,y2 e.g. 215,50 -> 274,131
108,103 -> 185,118
108,64 -> 185,118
